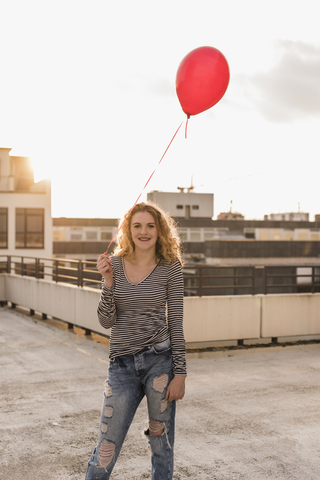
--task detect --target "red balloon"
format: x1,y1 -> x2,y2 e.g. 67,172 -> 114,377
176,46 -> 230,117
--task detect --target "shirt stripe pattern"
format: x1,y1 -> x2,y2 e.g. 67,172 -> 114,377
97,256 -> 187,376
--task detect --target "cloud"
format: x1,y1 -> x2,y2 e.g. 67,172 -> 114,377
242,41 -> 320,122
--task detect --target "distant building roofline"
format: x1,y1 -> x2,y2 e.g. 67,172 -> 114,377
53,217 -> 119,227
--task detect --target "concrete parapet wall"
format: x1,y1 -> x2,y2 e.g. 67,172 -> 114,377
0,275 -> 5,301
184,296 -> 261,342
2,274 -> 110,337
261,293 -> 320,338
1,274 -> 320,342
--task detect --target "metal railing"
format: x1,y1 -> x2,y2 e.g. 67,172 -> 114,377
182,264 -> 320,296
0,255 -> 101,288
1,256 -> 320,296
183,265 -> 254,296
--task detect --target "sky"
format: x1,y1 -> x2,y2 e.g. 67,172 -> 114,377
0,0 -> 319,220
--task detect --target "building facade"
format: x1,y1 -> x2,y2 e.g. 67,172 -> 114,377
53,217 -> 119,260
147,189 -> 214,219
52,189 -> 320,267
0,147 -> 52,259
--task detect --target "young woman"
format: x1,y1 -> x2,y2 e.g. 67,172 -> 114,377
85,202 -> 187,480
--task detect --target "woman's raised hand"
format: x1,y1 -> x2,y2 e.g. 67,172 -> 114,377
97,254 -> 113,288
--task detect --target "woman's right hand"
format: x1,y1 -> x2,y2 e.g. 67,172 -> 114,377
97,254 -> 113,288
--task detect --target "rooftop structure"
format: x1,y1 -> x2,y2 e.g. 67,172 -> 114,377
217,211 -> 245,220
147,189 -> 214,219
267,212 -> 310,222
0,147 -> 52,258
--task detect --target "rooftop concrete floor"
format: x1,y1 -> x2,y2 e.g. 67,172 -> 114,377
1,306 -> 320,480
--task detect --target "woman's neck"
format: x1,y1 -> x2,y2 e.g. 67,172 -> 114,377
128,249 -> 157,267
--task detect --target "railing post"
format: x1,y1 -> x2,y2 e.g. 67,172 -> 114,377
21,257 -> 24,276
7,256 -> 11,274
35,257 -> 39,279
253,266 -> 266,295
55,259 -> 58,283
312,266 -> 315,294
78,260 -> 83,287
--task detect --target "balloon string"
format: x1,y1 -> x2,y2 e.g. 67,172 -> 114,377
104,120 -> 184,255
185,115 -> 190,138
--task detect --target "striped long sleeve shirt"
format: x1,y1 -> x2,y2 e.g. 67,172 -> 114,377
97,256 -> 187,376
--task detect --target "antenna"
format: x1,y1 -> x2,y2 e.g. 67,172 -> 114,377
188,175 -> 195,192
177,175 -> 196,193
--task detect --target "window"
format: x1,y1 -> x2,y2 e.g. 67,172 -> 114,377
192,205 -> 199,210
16,208 -> 44,248
53,229 -> 66,241
0,208 -> 8,248
70,227 -> 83,241
190,229 -> 201,241
204,228 -> 215,240
86,230 -> 98,241
70,233 -> 83,240
178,228 -> 188,241
176,205 -> 184,209
244,228 -> 256,240
101,230 -> 113,241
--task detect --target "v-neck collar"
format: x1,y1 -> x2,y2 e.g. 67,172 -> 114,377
121,257 -> 160,285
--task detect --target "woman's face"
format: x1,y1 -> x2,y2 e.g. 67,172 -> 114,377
130,211 -> 158,253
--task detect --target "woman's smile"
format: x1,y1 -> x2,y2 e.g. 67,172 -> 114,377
131,211 -> 158,250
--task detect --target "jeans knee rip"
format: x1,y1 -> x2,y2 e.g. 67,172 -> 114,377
152,374 -> 168,393
160,399 -> 168,413
149,419 -> 165,434
101,423 -> 108,434
104,406 -> 113,418
98,439 -> 115,469
146,422 -> 172,452
103,381 -> 112,397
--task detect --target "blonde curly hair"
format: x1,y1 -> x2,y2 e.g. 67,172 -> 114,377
113,202 -> 183,266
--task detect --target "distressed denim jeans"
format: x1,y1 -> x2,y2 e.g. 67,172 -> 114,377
85,338 -> 176,480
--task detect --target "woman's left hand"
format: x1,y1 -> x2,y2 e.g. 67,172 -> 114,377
165,375 -> 186,402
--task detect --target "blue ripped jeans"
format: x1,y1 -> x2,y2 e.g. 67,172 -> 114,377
85,338 -> 176,480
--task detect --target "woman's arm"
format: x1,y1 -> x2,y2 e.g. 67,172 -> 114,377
97,282 -> 117,329
166,261 -> 187,376
96,255 -> 117,329
166,261 -> 187,400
